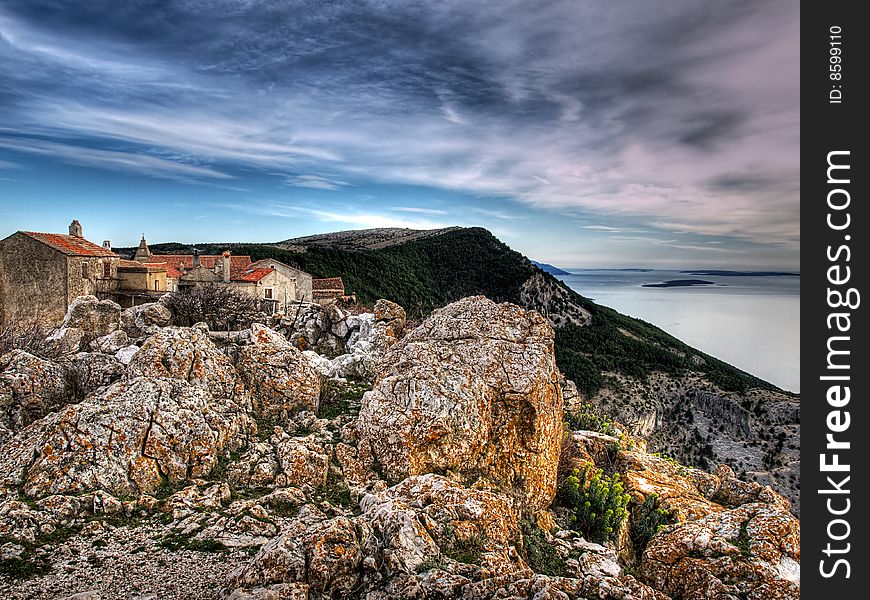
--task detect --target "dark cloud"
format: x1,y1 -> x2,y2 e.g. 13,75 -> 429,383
0,0 -> 799,260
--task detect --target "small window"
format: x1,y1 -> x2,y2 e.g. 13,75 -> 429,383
81,261 -> 89,278
264,288 -> 273,299
154,280 -> 160,292
103,262 -> 111,278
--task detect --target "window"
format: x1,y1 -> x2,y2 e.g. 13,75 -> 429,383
264,288 -> 273,299
81,261 -> 89,278
154,280 -> 160,292
103,262 -> 111,278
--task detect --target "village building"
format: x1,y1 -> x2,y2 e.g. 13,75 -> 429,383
0,220 -> 121,326
312,277 -> 347,304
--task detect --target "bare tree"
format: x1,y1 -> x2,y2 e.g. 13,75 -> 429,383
166,284 -> 265,331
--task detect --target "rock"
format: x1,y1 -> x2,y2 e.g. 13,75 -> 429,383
65,352 -> 125,398
640,503 -> 800,599
0,377 -> 254,498
89,330 -> 130,354
237,324 -> 323,420
301,350 -> 332,377
373,299 -> 406,337
58,296 -> 122,345
45,326 -> 85,355
120,302 -> 172,341
274,435 -> 330,489
0,350 -> 69,435
63,591 -> 102,600
114,345 -> 140,365
357,296 -> 564,511
126,326 -> 248,406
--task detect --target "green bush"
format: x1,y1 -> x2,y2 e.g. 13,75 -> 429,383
561,463 -> 629,544
565,403 -> 617,435
631,493 -> 676,553
520,520 -> 567,576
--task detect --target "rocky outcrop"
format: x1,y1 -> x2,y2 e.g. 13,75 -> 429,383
126,326 -> 248,406
640,503 -> 800,599
237,324 -> 323,419
520,271 -> 592,328
0,377 -> 254,498
0,350 -> 69,440
357,296 -> 563,511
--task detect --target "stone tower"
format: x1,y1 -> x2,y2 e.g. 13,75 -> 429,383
134,235 -> 151,263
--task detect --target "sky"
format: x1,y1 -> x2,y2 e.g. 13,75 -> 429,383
0,0 -> 799,269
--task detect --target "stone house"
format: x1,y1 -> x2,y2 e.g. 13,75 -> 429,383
0,220 -> 120,326
144,247 -> 307,313
115,259 -> 168,307
248,258 -> 313,302
312,277 -> 346,304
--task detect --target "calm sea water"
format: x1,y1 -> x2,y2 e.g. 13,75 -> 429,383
559,270 -> 800,393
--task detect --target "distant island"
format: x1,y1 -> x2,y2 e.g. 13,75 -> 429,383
531,260 -> 572,276
642,279 -> 716,288
680,270 -> 800,277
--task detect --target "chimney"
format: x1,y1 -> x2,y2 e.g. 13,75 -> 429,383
179,261 -> 186,275
69,220 -> 83,238
222,251 -> 231,283
102,240 -> 111,250
192,249 -> 201,268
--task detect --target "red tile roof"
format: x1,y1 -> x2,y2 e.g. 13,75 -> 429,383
21,232 -> 118,257
313,277 -> 345,291
148,254 -> 253,280
238,268 -> 272,282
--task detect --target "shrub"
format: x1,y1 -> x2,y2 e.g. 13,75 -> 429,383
561,463 -> 629,544
631,493 -> 677,554
166,284 -> 264,331
564,403 -> 617,436
520,520 -> 567,576
0,320 -> 60,359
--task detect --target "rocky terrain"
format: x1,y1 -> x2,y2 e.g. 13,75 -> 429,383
0,294 -> 798,598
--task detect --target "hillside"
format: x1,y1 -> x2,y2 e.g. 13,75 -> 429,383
118,227 -> 799,510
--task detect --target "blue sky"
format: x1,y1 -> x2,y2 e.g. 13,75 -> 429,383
0,0 -> 799,269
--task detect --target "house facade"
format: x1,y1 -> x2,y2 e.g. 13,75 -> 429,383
0,220 -> 120,326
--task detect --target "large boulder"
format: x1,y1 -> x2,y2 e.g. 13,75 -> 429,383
56,295 -> 122,347
639,503 -> 800,599
0,377 -> 255,498
0,350 -> 69,438
126,326 -> 248,406
356,296 -> 564,511
121,301 -> 171,340
237,324 -> 323,420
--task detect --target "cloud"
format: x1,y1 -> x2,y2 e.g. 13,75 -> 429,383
393,206 -> 448,215
0,136 -> 234,180
0,0 -> 799,264
284,175 -> 349,190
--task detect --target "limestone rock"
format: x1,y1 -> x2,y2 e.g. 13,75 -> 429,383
373,298 -> 405,337
89,330 -> 130,354
44,326 -> 85,355
237,324 -> 323,419
357,296 -> 564,511
114,345 -> 140,365
0,377 -> 254,498
58,295 -> 122,345
65,352 -> 125,399
126,326 -> 248,406
0,350 -> 69,435
120,301 -> 172,341
640,503 -> 800,599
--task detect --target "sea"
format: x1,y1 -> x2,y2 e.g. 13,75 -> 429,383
558,269 -> 800,393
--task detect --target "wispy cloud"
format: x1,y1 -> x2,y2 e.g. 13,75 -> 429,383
284,175 -> 349,191
392,206 -> 448,215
